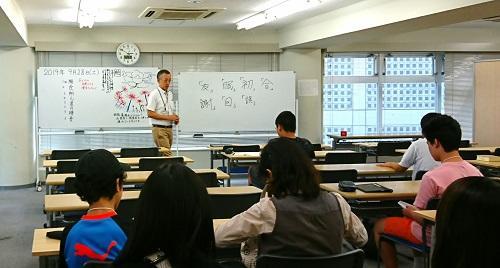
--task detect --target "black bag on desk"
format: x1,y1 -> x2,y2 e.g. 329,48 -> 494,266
339,181 -> 356,192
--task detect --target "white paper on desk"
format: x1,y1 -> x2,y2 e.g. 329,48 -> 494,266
298,79 -> 319,96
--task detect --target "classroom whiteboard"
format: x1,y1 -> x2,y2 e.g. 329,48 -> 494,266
37,67 -> 158,128
178,71 -> 296,132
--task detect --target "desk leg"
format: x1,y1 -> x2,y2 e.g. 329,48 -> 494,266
227,159 -> 232,187
46,212 -> 53,228
210,150 -> 214,169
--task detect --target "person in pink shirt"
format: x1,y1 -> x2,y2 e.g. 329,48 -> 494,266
374,114 -> 483,268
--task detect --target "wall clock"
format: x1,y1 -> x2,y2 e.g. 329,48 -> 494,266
116,42 -> 140,65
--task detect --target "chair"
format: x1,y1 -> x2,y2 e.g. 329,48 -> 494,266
64,177 -> 77,193
325,152 -> 367,164
210,192 -> 261,219
83,261 -> 113,268
495,148 -> 500,156
197,172 -> 220,187
221,145 -> 261,174
373,141 -> 412,162
319,169 -> 358,183
56,160 -> 78,173
50,149 -> 91,160
116,199 -> 139,235
256,249 -> 364,268
459,150 -> 491,160
120,147 -> 160,158
379,198 -> 440,268
61,176 -> 84,224
312,143 -> 323,151
138,157 -> 184,171
459,140 -> 471,148
414,170 -> 428,180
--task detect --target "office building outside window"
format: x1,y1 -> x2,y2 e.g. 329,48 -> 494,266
323,53 -> 443,144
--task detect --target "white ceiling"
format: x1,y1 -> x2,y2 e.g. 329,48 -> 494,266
16,0 -> 364,29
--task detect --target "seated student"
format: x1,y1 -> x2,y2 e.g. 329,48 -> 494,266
115,163 -> 220,268
374,114 -> 483,268
248,111 -> 314,188
432,177 -> 500,268
216,138 -> 367,267
59,149 -> 127,268
378,112 -> 441,180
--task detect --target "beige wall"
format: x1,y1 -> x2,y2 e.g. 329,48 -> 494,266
474,60 -> 500,146
0,46 -> 35,186
280,49 -> 322,143
28,25 -> 280,53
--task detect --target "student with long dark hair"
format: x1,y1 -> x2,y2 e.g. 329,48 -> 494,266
116,163 -> 219,268
216,138 -> 367,267
432,177 -> 500,268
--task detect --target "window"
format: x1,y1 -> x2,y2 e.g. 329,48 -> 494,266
323,53 -> 443,143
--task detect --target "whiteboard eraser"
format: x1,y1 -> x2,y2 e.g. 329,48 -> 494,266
74,130 -> 85,135
193,133 -> 203,138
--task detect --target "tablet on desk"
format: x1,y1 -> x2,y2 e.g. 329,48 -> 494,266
356,183 -> 393,193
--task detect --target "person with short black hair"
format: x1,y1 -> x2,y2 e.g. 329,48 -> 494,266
374,115 -> 482,268
116,163 -> 220,268
378,112 -> 441,180
432,177 -> 500,268
59,149 -> 127,268
147,69 -> 179,156
248,111 -> 315,188
216,138 -> 367,267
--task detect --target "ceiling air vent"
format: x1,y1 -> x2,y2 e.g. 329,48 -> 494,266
138,7 -> 222,20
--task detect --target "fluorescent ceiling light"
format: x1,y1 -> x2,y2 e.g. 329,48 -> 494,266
236,0 -> 324,30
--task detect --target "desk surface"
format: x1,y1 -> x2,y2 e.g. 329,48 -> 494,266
33,218 -> 230,257
43,156 -> 194,168
396,146 -> 498,154
468,159 -> 500,169
221,150 -> 355,160
41,147 -> 169,157
46,169 -> 230,186
315,163 -> 412,176
208,144 -> 332,151
414,210 -> 436,222
45,186 -> 262,212
320,180 -> 420,200
329,134 -> 421,140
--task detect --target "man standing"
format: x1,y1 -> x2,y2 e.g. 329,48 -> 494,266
147,69 -> 179,156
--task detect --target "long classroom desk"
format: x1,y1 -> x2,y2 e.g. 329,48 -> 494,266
43,156 -> 195,169
396,146 -> 498,154
44,186 -> 261,226
45,169 -> 230,193
41,147 -> 170,159
33,219 -> 230,265
220,150 -> 355,186
468,159 -> 500,169
315,163 -> 412,176
320,180 -> 420,201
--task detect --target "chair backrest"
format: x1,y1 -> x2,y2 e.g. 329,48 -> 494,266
319,169 -> 358,183
325,152 -> 367,164
376,141 -> 412,156
312,143 -> 323,151
223,145 -> 260,153
459,140 -> 471,148
64,177 -> 78,194
414,170 -> 428,180
495,148 -> 500,156
210,193 -> 261,219
459,150 -> 491,160
50,149 -> 91,160
426,197 -> 440,210
197,172 -> 219,187
120,147 -> 160,158
83,260 -> 113,268
138,157 -> 184,171
116,198 -> 139,235
256,249 -> 364,268
56,160 -> 79,174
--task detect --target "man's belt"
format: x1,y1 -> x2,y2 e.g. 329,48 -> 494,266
152,125 -> 173,128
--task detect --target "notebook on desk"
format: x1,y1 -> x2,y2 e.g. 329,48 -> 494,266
356,183 -> 393,193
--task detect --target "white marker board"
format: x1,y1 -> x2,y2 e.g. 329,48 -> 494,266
37,67 -> 158,128
178,71 -> 296,132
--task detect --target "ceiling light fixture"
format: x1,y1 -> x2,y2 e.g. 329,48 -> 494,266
236,0 -> 324,30
77,0 -> 96,28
